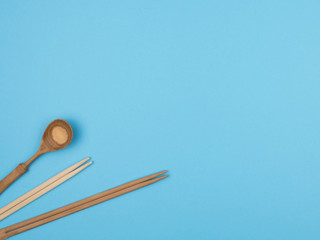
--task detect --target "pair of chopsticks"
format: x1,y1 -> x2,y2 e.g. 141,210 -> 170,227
0,170 -> 168,240
0,158 -> 92,221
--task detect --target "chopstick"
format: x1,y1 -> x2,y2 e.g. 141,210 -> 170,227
4,170 -> 167,232
0,171 -> 168,240
0,158 -> 92,221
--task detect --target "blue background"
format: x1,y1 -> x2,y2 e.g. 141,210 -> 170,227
1,1 -> 320,239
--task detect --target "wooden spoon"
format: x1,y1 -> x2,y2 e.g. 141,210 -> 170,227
0,119 -> 73,195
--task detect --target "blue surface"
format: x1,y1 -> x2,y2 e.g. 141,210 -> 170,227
1,1 -> 320,239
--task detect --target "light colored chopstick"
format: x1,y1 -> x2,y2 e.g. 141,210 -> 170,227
0,158 -> 92,221
0,157 -> 90,216
0,161 -> 92,221
0,171 -> 168,240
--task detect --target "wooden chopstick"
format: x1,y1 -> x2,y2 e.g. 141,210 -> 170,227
7,175 -> 167,238
0,171 -> 168,240
3,170 -> 166,232
0,157 -> 90,215
4,170 -> 167,232
0,161 -> 92,221
0,158 -> 92,221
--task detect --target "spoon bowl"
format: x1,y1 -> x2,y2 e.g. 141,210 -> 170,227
41,119 -> 73,152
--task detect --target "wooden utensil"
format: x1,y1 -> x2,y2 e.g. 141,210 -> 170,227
0,119 -> 73,195
0,158 -> 92,221
0,171 -> 168,240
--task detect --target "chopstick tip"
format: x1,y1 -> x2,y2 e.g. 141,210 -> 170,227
158,174 -> 169,180
81,157 -> 90,162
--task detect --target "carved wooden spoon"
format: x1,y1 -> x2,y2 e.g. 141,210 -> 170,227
0,119 -> 73,195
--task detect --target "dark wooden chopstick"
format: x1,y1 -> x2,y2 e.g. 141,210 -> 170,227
3,170 -> 167,232
0,171 -> 167,240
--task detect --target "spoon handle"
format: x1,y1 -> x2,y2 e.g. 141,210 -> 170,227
0,164 -> 28,195
0,151 -> 43,195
